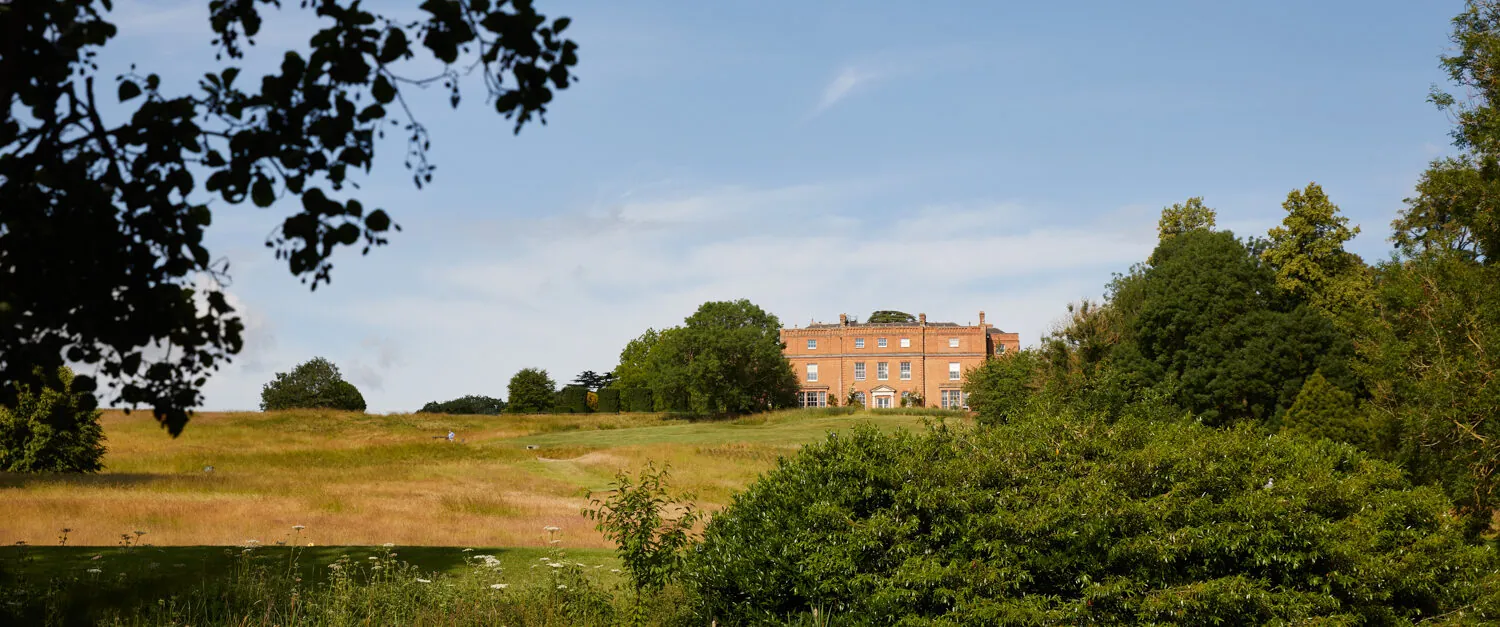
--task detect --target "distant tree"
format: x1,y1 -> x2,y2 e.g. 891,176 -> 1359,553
648,300 -> 800,416
612,329 -> 661,392
866,310 -> 916,324
572,370 -> 615,392
1156,197 -> 1217,243
506,368 -> 556,414
1262,183 -> 1370,321
0,367 -> 106,473
553,384 -> 589,413
1,0 -> 579,436
259,357 -> 365,412
418,395 -> 505,415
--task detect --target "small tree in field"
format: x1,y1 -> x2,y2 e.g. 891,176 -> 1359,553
506,368 -> 556,413
584,462 -> 700,621
0,367 -> 106,473
260,358 -> 366,412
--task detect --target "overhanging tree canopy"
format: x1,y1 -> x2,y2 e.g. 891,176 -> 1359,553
0,0 -> 578,435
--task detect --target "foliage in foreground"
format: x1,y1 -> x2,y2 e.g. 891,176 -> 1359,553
259,358 -> 366,412
0,543 -> 641,627
0,366 -> 106,472
2,0 -> 578,434
687,410 -> 1500,624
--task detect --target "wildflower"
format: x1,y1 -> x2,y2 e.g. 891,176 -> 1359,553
416,578 -> 432,584
556,584 -> 567,590
307,542 -> 315,547
547,562 -> 564,568
575,562 -> 586,567
368,556 -> 379,560
292,525 -> 306,531
133,530 -> 147,537
543,526 -> 561,532
538,557 -> 550,562
328,564 -> 341,570
86,568 -> 102,574
610,569 -> 621,573
61,528 -> 72,533
382,543 -> 395,548
461,548 -> 473,552
490,583 -> 508,590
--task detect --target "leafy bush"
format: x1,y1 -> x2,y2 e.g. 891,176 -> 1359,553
506,368 -> 556,414
1281,370 -> 1377,450
597,388 -> 621,413
963,350 -> 1041,424
584,463 -> 700,620
418,395 -> 505,415
621,388 -> 653,413
554,385 -> 589,414
0,367 -> 105,472
259,358 -> 366,412
687,409 -> 1498,623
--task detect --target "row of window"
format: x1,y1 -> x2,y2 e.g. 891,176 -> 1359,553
805,362 -> 961,382
806,337 -> 962,350
799,390 -> 968,409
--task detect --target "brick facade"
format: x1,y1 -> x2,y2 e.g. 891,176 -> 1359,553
780,311 -> 1022,409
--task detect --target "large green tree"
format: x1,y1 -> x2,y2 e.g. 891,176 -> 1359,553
1,0 -> 578,435
644,300 -> 800,416
259,357 -> 365,411
1124,229 -> 1357,426
0,367 -> 106,473
1155,196 -> 1217,243
505,367 -> 555,414
611,328 -> 661,393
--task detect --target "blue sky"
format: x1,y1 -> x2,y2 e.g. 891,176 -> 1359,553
104,0 -> 1465,412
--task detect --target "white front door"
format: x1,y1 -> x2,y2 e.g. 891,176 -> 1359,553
874,395 -> 893,408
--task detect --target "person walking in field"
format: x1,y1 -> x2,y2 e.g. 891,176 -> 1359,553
447,431 -> 455,443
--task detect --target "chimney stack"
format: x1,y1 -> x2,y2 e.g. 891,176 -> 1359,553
978,311 -> 986,328
918,313 -> 926,326
839,313 -> 848,325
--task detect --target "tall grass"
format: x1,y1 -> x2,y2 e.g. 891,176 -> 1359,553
1,536 -> 650,626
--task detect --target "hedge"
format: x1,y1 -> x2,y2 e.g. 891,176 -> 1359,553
554,385 -> 590,414
622,388 -> 653,412
596,388 -> 621,413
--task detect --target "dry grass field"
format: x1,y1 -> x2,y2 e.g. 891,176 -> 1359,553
0,408 -> 960,548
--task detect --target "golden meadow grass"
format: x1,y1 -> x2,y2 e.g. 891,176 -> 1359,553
0,408 -> 958,548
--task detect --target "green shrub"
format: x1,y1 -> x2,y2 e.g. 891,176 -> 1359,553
621,388 -> 653,413
597,388 -> 621,413
418,395 -> 505,415
555,385 -> 589,414
686,409 -> 1498,624
0,367 -> 105,473
259,358 -> 366,412
1281,370 -> 1376,449
584,462 -> 700,622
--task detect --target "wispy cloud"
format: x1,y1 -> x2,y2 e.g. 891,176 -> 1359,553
814,66 -> 886,115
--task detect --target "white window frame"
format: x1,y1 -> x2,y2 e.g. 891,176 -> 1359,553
941,389 -> 965,409
948,362 -> 960,381
807,364 -> 819,382
877,362 -> 889,381
949,337 -> 960,348
854,362 -> 866,381
853,391 -> 866,407
877,338 -> 888,348
900,361 -> 911,380
807,339 -> 817,350
855,338 -> 865,349
900,338 -> 911,348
